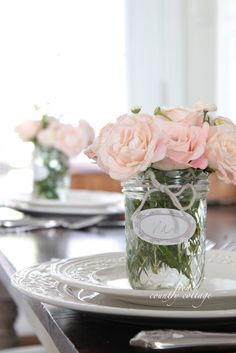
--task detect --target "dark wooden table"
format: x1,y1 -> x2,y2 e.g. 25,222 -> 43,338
0,205 -> 236,352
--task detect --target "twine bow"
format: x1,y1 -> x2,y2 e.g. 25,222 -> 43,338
132,169 -> 197,222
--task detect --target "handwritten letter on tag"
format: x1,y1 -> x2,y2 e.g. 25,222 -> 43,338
133,208 -> 196,245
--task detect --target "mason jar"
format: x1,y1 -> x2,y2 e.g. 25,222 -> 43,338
122,168 -> 209,290
32,144 -> 69,200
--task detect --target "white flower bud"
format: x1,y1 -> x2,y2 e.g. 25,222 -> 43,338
195,101 -> 217,112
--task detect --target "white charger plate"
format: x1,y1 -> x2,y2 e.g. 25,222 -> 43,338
11,260 -> 236,319
50,250 -> 236,309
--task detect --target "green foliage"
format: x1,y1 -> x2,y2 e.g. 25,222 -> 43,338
33,145 -> 69,199
41,114 -> 51,129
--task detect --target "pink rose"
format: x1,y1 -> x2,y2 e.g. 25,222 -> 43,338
85,114 -> 168,181
154,122 -> 209,170
79,119 -> 95,142
54,120 -> 94,157
37,121 -> 60,147
15,120 -> 41,141
85,123 -> 114,161
159,107 -> 204,126
206,125 -> 236,185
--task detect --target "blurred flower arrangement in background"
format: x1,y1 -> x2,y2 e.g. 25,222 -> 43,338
16,112 -> 94,199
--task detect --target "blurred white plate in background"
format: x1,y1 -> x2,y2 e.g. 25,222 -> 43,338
4,190 -> 124,215
19,190 -> 123,208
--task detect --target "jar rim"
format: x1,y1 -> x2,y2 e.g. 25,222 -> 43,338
122,168 -> 209,197
122,168 -> 209,184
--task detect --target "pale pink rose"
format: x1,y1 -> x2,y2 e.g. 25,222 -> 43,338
54,120 -> 94,157
154,122 -> 209,170
206,125 -> 236,185
37,128 -> 56,147
37,121 -> 61,147
160,107 -> 204,126
79,119 -> 95,142
15,120 -> 41,141
85,114 -> 168,181
85,123 -> 114,161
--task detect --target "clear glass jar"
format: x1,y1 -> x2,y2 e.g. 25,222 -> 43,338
32,144 -> 69,200
122,168 -> 209,290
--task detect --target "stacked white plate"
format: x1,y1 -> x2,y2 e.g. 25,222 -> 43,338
11,250 -> 236,320
5,190 -> 124,215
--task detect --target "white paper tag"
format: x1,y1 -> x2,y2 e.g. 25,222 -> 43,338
133,208 -> 196,245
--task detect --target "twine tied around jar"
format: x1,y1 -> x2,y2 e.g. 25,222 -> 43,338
131,169 -> 197,222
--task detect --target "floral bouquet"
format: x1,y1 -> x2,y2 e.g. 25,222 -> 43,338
16,114 -> 94,199
85,103 -> 236,290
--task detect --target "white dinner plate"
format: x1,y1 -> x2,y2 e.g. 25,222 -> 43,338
50,250 -> 236,309
11,260 -> 236,319
4,191 -> 124,215
10,190 -> 124,208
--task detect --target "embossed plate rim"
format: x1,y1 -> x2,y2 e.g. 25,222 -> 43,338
10,260 -> 236,318
50,250 -> 236,306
